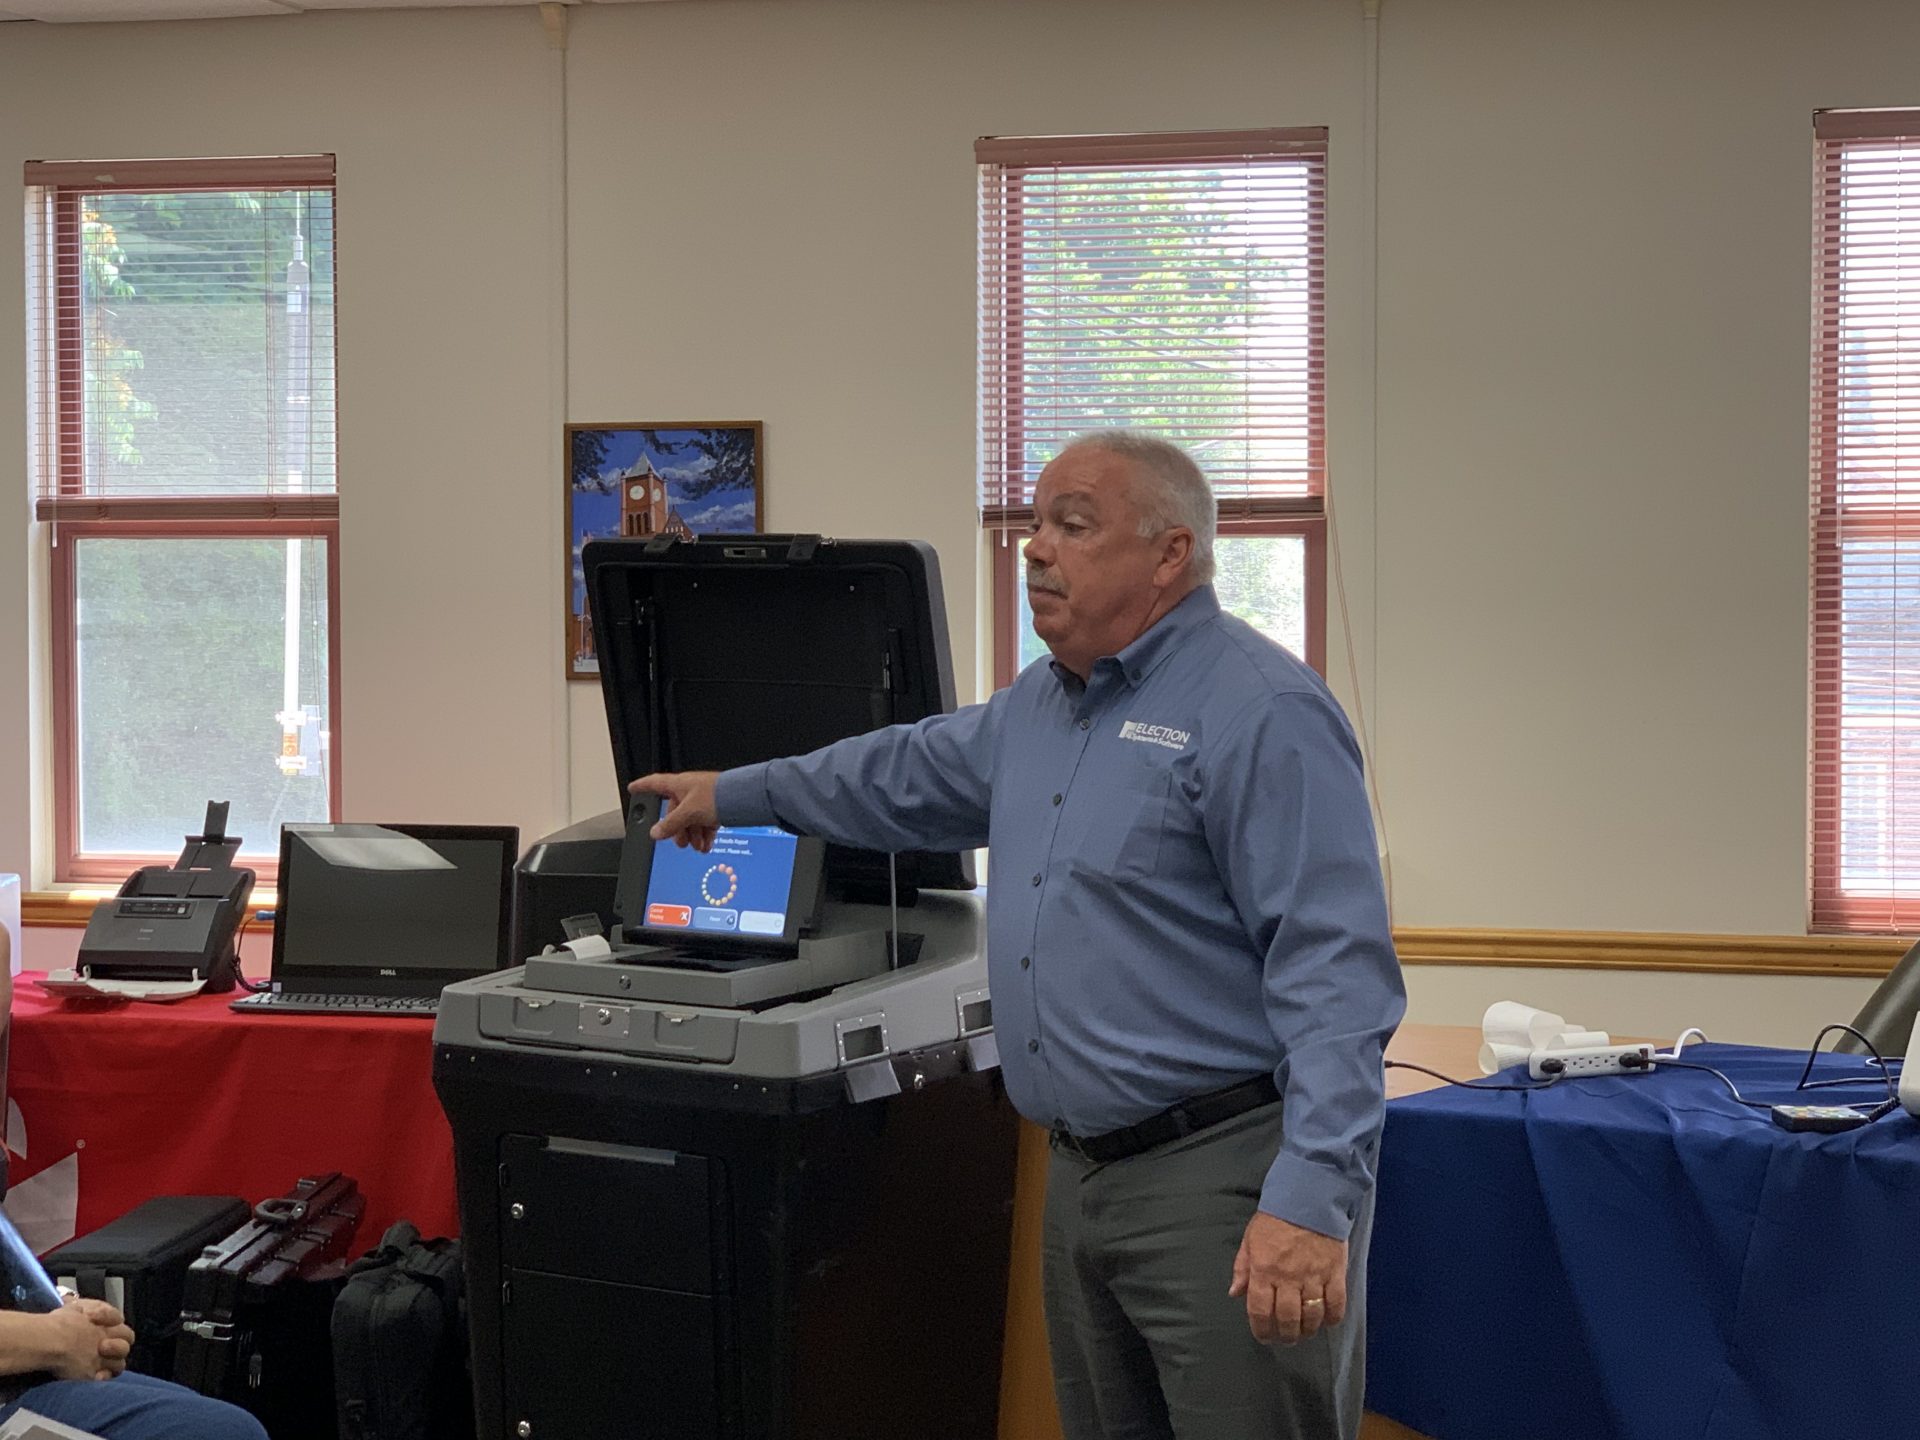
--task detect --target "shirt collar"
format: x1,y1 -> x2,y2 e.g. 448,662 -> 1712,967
1048,585 -> 1220,693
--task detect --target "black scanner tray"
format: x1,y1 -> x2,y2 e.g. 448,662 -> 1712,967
583,534 -> 974,896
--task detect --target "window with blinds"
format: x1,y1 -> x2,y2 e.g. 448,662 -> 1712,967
1812,112 -> 1920,932
25,156 -> 339,879
976,129 -> 1328,683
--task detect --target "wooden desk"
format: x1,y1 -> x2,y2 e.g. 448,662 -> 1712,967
994,1024 -> 1480,1440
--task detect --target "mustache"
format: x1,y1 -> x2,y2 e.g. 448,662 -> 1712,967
1026,567 -> 1068,596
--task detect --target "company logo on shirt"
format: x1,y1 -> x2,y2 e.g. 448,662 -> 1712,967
1118,719 -> 1191,751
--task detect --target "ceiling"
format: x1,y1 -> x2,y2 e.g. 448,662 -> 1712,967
0,0 -> 644,21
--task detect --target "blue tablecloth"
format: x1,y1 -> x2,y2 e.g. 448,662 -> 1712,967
1365,1043 -> 1920,1440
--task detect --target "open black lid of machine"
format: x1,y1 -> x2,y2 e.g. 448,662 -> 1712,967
583,533 -> 975,896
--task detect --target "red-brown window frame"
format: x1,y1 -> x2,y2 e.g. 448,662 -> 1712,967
1809,110 -> 1920,933
30,156 -> 340,884
977,130 -> 1330,688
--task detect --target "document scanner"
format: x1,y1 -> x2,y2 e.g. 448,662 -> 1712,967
46,801 -> 255,1001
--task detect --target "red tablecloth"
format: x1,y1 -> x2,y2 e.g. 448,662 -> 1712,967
5,975 -> 458,1255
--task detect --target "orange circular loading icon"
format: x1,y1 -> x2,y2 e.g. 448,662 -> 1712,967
701,863 -> 739,907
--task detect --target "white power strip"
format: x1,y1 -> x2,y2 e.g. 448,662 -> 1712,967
1528,1043 -> 1655,1079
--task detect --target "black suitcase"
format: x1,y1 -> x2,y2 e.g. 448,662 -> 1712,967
331,1221 -> 470,1440
43,1195 -> 250,1378
175,1172 -> 365,1440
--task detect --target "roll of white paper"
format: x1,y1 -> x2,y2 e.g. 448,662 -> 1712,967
1478,1041 -> 1534,1075
1482,1001 -> 1568,1049
1544,1029 -> 1610,1050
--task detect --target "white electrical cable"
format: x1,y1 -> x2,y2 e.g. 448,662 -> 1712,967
1656,1027 -> 1711,1060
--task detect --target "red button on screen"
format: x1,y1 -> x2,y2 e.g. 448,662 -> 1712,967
646,903 -> 692,928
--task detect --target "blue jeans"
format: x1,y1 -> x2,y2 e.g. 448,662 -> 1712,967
0,1372 -> 267,1440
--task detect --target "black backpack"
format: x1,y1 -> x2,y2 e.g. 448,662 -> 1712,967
330,1221 -> 471,1440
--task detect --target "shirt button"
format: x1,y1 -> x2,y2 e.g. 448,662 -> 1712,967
1052,793 -> 1062,806
1031,873 -> 1042,887
1020,955 -> 1031,970
1078,718 -> 1090,731
1027,1039 -> 1040,1053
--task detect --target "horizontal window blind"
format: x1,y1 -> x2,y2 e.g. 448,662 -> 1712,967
26,155 -> 337,510
1812,112 -> 1920,931
977,129 -> 1325,529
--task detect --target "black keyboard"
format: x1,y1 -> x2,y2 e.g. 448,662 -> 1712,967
230,991 -> 439,1017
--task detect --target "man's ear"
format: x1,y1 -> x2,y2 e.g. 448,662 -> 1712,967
1155,528 -> 1195,587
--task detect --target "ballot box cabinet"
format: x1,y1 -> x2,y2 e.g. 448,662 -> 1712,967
435,1037 -> 1019,1440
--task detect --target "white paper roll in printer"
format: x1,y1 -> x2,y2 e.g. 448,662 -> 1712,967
1383,999 -> 1920,1134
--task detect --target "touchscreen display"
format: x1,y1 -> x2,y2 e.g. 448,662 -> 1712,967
643,821 -> 801,939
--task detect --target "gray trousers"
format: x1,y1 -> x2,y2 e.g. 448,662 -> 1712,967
1042,1102 -> 1373,1440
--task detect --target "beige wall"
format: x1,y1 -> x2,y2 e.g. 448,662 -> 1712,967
559,0 -> 1376,818
5,0 -> 1920,1038
1374,0 -> 1920,936
1403,965 -> 1878,1052
0,7 -> 569,877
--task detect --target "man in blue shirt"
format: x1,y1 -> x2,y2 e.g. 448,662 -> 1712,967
634,430 -> 1404,1440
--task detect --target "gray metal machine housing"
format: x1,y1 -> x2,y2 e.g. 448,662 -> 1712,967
435,892 -> 994,1087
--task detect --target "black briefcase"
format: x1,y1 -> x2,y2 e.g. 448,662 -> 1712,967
174,1172 -> 365,1440
43,1195 -> 251,1379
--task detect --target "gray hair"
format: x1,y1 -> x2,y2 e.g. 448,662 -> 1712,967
1059,429 -> 1216,584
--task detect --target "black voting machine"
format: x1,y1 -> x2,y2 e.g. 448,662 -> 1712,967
433,537 -> 1019,1440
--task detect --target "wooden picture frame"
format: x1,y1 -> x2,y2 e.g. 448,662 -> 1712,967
565,422 -> 764,680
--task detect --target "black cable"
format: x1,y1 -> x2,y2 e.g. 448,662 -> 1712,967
231,909 -> 272,994
1658,1025 -> 1903,1119
1409,1023 -> 1908,1125
1794,1024 -> 1897,1105
1386,1060 -> 1563,1093
1798,1071 -> 1901,1091
1649,1057 -> 1774,1110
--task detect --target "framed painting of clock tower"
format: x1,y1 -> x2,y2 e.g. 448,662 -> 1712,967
564,421 -> 764,679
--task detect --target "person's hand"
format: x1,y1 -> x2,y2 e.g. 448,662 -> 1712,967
627,771 -> 722,852
1227,1212 -> 1348,1345
43,1300 -> 134,1381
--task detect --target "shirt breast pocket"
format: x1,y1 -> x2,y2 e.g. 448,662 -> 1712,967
1077,770 -> 1172,881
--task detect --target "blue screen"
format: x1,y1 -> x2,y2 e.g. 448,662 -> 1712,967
643,822 -> 800,940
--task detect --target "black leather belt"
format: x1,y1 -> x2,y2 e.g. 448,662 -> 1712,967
1053,1074 -> 1280,1165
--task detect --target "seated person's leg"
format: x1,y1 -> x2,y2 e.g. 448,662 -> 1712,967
2,1372 -> 269,1440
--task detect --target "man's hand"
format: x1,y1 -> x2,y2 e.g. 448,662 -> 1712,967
44,1299 -> 134,1381
628,771 -> 723,852
1228,1212 -> 1348,1345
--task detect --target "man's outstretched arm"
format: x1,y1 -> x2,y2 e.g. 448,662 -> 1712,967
632,691 -> 1003,855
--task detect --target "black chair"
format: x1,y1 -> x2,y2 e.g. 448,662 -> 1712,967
1836,937 -> 1920,1056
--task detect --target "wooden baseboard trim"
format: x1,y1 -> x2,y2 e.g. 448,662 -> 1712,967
21,891 -> 1909,978
23,892 -> 109,928
1394,926 -> 1909,978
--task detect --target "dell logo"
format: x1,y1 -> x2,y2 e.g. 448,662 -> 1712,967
378,968 -> 398,977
